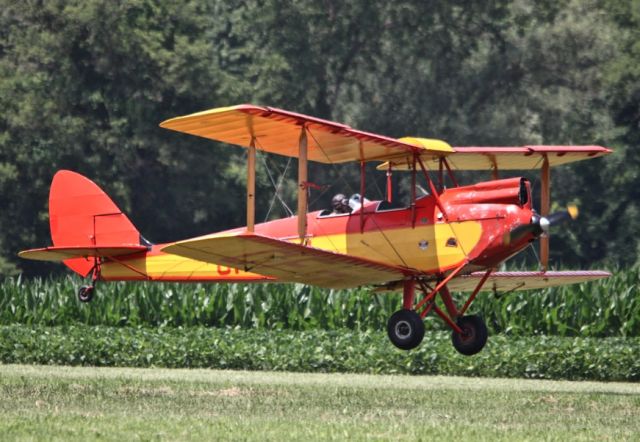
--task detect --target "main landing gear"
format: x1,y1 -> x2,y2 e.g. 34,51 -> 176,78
387,310 -> 425,350
386,268 -> 492,356
77,259 -> 101,303
451,315 -> 488,356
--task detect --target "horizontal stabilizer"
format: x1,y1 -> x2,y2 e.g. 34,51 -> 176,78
19,245 -> 148,262
447,270 -> 611,292
162,233 -> 407,289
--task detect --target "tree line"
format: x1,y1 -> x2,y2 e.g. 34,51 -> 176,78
0,0 -> 638,276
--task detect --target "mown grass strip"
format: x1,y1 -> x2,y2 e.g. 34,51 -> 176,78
1,325 -> 639,381
2,265 -> 639,336
1,364 -> 639,441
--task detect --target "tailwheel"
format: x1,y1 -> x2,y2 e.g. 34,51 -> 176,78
387,309 -> 425,350
78,258 -> 100,303
77,285 -> 95,303
451,315 -> 488,356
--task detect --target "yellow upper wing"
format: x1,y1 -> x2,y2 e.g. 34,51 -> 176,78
161,105 -> 611,168
379,144 -> 612,171
160,105 -> 453,164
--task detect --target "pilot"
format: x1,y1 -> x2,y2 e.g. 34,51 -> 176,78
331,193 -> 352,214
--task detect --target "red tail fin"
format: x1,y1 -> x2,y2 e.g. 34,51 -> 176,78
49,170 -> 142,276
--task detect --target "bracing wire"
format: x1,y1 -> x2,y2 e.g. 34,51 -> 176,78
264,156 -> 294,220
528,241 -> 542,270
253,140 -> 294,220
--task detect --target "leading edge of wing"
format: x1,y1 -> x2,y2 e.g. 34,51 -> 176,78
378,145 -> 612,171
161,232 -> 409,289
446,270 -> 611,292
159,105 -> 453,164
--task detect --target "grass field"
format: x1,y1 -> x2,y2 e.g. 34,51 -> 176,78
1,365 -> 639,441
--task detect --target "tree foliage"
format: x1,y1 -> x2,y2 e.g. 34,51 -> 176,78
0,0 -> 637,276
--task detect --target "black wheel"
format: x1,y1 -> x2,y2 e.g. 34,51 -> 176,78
387,309 -> 425,350
451,315 -> 488,356
78,285 -> 94,303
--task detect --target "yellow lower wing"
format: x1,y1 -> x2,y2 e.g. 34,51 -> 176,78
162,233 -> 408,289
447,270 -> 611,292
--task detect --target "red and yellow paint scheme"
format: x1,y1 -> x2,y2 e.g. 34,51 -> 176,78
19,105 -> 612,355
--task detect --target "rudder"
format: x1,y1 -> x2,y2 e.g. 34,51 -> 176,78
49,170 -> 143,276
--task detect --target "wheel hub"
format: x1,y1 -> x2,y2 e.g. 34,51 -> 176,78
460,325 -> 475,342
395,320 -> 412,339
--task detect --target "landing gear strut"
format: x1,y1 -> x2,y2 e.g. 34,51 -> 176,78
78,258 -> 101,303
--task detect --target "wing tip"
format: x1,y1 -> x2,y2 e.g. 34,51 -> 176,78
159,104 -> 266,129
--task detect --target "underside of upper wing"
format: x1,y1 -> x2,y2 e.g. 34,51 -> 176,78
446,270 -> 611,292
162,232 -> 409,289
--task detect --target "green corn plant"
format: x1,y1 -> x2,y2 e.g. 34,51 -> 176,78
1,266 -> 639,337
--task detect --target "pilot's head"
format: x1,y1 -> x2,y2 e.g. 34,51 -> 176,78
332,193 -> 349,213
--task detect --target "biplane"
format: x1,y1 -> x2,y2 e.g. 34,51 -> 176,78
19,105 -> 612,355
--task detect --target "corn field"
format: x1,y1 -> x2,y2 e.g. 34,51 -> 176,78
1,266 -> 638,337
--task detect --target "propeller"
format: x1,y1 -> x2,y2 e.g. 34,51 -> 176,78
504,205 -> 578,246
545,205 -> 579,226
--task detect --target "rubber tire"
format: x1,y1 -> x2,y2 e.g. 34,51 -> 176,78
451,315 -> 488,356
78,286 -> 94,303
387,309 -> 425,350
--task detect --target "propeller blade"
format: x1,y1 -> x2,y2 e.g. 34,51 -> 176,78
503,205 -> 578,246
546,204 -> 579,225
503,223 -> 541,246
